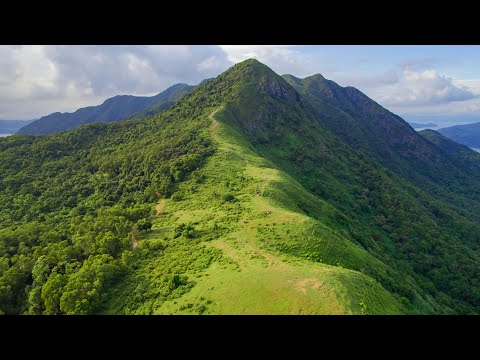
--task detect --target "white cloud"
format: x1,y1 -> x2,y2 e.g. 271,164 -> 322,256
42,45 -> 232,96
220,45 -> 298,63
2,45 -> 480,120
0,46 -> 60,100
453,79 -> 480,95
0,45 -> 232,119
377,69 -> 476,107
219,45 -> 318,77
0,45 -> 318,119
197,56 -> 224,72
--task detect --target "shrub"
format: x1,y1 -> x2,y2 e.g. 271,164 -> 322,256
223,194 -> 235,202
173,223 -> 196,239
136,218 -> 152,233
171,193 -> 183,202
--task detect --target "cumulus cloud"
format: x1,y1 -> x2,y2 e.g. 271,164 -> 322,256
42,45 -> 232,96
2,45 -> 480,120
453,79 -> 480,95
0,45 -> 232,119
398,57 -> 439,71
378,69 -> 476,107
0,44 -> 320,119
219,45 -> 321,77
0,46 -> 20,85
0,46 -> 61,100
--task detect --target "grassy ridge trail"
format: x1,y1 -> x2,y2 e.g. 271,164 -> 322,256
125,106 -> 404,315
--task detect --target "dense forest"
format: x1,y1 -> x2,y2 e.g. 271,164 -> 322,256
1,59 -> 480,314
0,85 -> 216,314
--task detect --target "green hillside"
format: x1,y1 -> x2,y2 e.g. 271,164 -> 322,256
102,104 -> 404,314
283,73 -> 480,221
1,59 -> 480,315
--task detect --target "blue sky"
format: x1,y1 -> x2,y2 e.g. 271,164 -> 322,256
1,45 -> 480,126
298,45 -> 480,78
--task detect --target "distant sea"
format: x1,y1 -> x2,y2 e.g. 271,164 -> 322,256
0,133 -> 12,137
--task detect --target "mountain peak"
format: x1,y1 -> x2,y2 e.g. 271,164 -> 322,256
236,57 -> 263,66
310,73 -> 326,81
227,58 -> 277,77
219,58 -> 298,102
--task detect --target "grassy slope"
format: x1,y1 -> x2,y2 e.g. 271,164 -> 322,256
103,105 -> 404,315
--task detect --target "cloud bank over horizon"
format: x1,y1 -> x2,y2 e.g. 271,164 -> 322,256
1,45 -> 480,122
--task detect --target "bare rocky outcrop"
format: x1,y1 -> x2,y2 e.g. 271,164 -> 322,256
259,78 -> 299,102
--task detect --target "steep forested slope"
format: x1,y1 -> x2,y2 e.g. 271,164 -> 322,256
0,85 -> 214,314
283,74 -> 480,222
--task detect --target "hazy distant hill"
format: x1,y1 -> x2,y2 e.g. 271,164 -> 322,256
127,84 -> 194,120
17,84 -> 194,135
0,120 -> 35,133
402,113 -> 480,129
438,122 -> 480,148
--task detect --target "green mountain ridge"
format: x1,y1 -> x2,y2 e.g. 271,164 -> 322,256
283,73 -> 480,221
1,59 -> 480,315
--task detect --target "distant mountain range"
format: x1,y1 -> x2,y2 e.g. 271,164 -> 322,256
17,83 -> 195,135
404,118 -> 480,151
437,122 -> 480,149
127,83 -> 194,120
402,113 -> 480,129
0,119 -> 35,133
